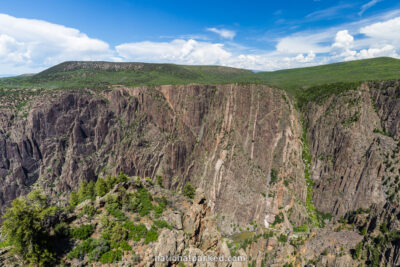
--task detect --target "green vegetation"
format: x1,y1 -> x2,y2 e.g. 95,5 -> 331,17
272,212 -> 284,226
0,173 -> 178,265
256,57 -> 400,92
2,58 -> 399,112
296,82 -> 361,109
183,182 -> 196,199
0,61 -> 255,91
269,169 -> 278,185
277,234 -> 288,243
293,224 -> 309,233
70,224 -> 95,240
1,190 -> 58,266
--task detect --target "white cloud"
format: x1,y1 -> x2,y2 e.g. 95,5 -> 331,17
1,12 -> 400,74
359,0 -> 383,16
276,32 -> 332,54
0,13 -> 113,73
360,17 -> 400,42
116,39 -> 232,65
306,4 -> 352,20
206,28 -> 236,39
332,30 -> 354,49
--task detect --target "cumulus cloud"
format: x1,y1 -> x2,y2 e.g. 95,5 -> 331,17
1,13 -> 400,74
0,13 -> 113,73
360,17 -> 400,42
206,28 -> 236,39
116,39 -> 232,65
331,30 -> 356,59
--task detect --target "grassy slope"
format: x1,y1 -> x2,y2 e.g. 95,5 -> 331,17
256,57 -> 400,93
0,62 -> 257,90
1,57 -> 399,95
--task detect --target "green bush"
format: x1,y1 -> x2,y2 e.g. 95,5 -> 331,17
126,195 -> 141,212
278,234 -> 288,243
145,227 -> 159,244
117,172 -> 129,183
156,175 -> 164,187
78,181 -> 95,202
123,221 -> 148,241
70,224 -> 95,240
270,169 -> 278,185
87,239 -> 110,261
67,238 -> 96,259
183,183 -> 195,199
99,249 -> 123,264
110,223 -> 128,244
137,188 -> 153,216
1,190 -> 58,265
106,203 -> 127,221
153,220 -> 172,229
82,204 -> 99,219
120,240 -> 132,251
95,178 -> 109,197
293,224 -> 309,233
69,191 -> 79,207
54,222 -> 70,238
153,204 -> 164,218
272,212 -> 284,226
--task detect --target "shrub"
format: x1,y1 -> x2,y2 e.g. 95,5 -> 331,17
278,234 -> 288,243
153,220 -> 172,229
82,204 -> 99,219
54,222 -> 70,238
123,221 -> 148,241
99,249 -> 123,264
120,241 -> 132,251
78,181 -> 95,202
155,196 -> 168,209
293,224 -> 309,233
1,190 -> 58,265
153,204 -> 164,218
70,224 -> 95,240
106,203 -> 127,221
145,227 -> 159,244
69,191 -> 79,207
137,188 -> 153,216
117,172 -> 129,183
272,212 -> 284,226
126,195 -> 141,212
183,183 -> 195,199
156,175 -> 163,187
87,239 -> 110,261
105,175 -> 118,190
270,169 -> 278,185
95,178 -> 109,197
110,223 -> 128,244
351,242 -> 363,260
67,238 -> 95,259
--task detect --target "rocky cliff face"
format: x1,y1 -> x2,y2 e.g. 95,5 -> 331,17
1,78 -> 400,266
0,84 -> 309,235
305,81 -> 400,218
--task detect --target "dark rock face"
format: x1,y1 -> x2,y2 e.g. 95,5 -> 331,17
304,81 -> 400,218
0,84 -> 308,233
1,80 -> 400,265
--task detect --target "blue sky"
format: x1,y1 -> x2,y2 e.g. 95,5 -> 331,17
1,0 -> 400,74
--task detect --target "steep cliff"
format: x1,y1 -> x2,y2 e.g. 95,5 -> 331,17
1,60 -> 400,266
0,84 -> 311,236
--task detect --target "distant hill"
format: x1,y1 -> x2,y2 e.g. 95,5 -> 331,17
256,57 -> 400,93
1,57 -> 399,93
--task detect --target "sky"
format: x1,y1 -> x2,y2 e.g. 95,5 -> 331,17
0,0 -> 400,75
